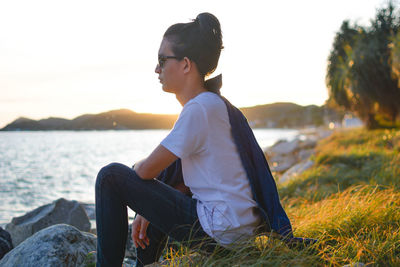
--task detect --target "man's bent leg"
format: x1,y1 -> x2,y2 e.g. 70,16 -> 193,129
95,162 -> 212,267
95,164 -> 129,267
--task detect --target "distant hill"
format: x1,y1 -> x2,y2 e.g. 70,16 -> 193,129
1,109 -> 178,131
1,103 -> 342,131
240,102 -> 339,128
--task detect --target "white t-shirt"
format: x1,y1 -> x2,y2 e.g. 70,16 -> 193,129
161,92 -> 261,245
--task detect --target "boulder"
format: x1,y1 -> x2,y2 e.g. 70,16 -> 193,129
299,138 -> 317,150
0,227 -> 13,260
6,198 -> 90,247
297,149 -> 314,161
0,224 -> 96,267
80,203 -> 95,220
280,160 -> 314,183
269,139 -> 300,155
269,154 -> 297,172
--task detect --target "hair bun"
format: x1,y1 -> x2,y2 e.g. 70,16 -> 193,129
164,12 -> 223,81
195,13 -> 223,49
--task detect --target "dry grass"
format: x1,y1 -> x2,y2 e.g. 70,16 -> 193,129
287,185 -> 400,266
142,128 -> 400,266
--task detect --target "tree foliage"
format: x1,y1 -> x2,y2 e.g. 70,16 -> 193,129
327,2 -> 400,129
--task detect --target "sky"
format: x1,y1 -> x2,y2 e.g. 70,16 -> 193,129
0,0 -> 391,128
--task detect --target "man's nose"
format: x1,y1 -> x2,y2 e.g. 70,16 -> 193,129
155,64 -> 161,73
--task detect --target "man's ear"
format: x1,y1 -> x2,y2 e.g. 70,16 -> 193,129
182,57 -> 192,74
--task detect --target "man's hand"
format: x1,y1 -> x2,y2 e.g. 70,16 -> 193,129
131,215 -> 150,249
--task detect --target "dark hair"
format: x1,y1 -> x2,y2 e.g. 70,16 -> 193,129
164,12 -> 224,94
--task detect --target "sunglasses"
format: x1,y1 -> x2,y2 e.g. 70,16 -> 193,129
158,55 -> 181,68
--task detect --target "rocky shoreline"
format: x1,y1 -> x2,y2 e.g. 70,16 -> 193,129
0,198 -> 136,267
265,127 -> 333,184
0,127 -> 333,266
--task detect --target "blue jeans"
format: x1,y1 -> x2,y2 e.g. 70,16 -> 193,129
95,163 -> 214,267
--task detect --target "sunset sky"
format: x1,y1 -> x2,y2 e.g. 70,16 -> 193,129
0,0 -> 389,128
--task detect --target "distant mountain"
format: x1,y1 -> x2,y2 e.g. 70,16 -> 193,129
68,109 -> 178,130
240,102 -> 341,128
1,109 -> 178,131
1,103 -> 342,131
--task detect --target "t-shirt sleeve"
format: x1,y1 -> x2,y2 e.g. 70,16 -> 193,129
161,101 -> 208,158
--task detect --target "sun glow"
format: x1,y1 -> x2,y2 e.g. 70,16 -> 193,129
0,0 -> 383,127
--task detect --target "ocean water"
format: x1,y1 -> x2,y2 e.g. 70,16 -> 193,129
0,129 -> 298,226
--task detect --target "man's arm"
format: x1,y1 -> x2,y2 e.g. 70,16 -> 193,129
134,145 -> 178,180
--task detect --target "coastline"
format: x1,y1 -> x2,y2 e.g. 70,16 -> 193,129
2,127 -> 398,266
0,128 -> 298,227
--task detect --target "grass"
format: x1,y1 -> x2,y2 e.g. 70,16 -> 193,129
278,128 -> 400,202
287,185 -> 400,266
136,128 -> 400,266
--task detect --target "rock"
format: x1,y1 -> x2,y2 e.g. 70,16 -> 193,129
0,227 -> 13,260
269,155 -> 297,172
89,228 -> 97,235
299,138 -> 317,150
123,257 -> 136,267
6,198 -> 91,247
80,203 -> 96,220
0,224 -> 96,267
269,139 -> 300,155
297,149 -> 314,161
280,160 -> 314,183
317,130 -> 333,140
83,251 -> 97,267
125,224 -> 136,259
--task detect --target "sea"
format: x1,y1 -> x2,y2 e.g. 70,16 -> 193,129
0,129 -> 298,226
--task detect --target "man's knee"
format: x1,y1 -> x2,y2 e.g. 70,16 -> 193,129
96,162 -> 125,189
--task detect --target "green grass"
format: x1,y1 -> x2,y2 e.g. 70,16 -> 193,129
148,128 -> 400,266
278,128 -> 400,202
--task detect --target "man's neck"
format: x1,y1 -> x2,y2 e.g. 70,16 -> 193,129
176,86 -> 207,106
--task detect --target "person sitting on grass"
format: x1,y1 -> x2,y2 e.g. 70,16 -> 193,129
95,12 -> 294,267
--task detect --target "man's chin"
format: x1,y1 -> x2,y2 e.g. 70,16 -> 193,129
161,86 -> 174,94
